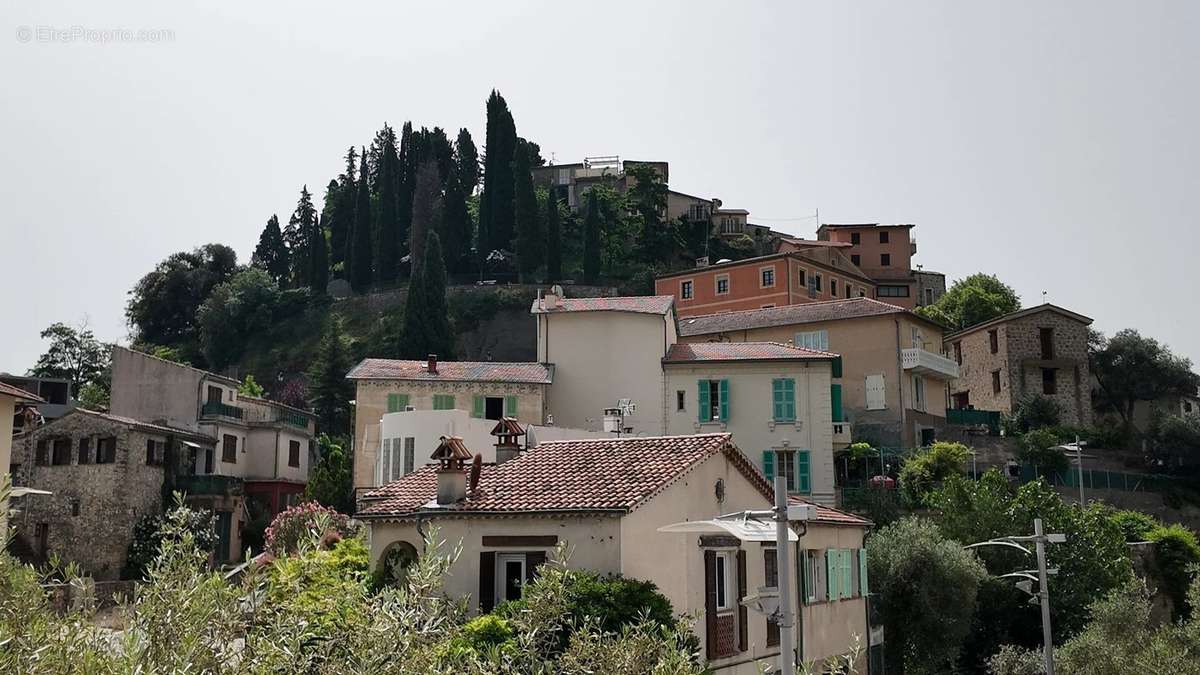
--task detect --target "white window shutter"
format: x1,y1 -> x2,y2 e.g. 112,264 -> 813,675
866,374 -> 886,410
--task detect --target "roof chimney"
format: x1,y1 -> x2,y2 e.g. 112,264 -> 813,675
491,417 -> 526,464
427,354 -> 438,375
543,285 -> 563,310
430,436 -> 471,504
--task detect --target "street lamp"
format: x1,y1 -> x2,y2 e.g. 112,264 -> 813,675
1052,437 -> 1094,506
965,518 -> 1066,675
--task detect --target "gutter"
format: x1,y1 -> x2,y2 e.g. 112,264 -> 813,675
895,319 -> 906,441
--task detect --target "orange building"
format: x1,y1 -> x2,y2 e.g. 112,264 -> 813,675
656,250 -> 876,318
804,223 -> 945,310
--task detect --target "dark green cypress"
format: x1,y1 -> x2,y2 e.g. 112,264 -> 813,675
409,160 -> 441,279
480,90 -> 517,255
288,185 -> 317,288
513,140 -> 543,281
442,170 -> 471,274
399,261 -> 427,358
309,213 -> 329,294
421,231 -> 454,359
397,122 -> 415,265
329,146 -> 357,268
306,316 -> 353,436
545,191 -> 562,282
583,190 -> 602,283
348,149 -> 373,292
376,125 -> 401,285
455,128 -> 479,194
252,214 -> 290,286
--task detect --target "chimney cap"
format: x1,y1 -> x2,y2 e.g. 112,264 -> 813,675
490,417 -> 525,437
431,435 -> 472,463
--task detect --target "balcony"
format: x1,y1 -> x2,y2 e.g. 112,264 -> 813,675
832,422 -> 853,447
279,410 -> 310,429
201,401 -> 245,421
176,474 -> 244,497
901,347 -> 960,379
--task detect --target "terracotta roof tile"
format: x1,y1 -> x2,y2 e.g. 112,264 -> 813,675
346,359 -> 553,384
677,297 -> 937,337
530,295 -> 675,315
0,381 -> 43,402
22,408 -> 218,445
789,495 -> 872,527
664,342 -> 836,362
357,433 -> 770,518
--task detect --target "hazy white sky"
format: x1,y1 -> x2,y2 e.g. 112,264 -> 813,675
3,1 -> 1198,373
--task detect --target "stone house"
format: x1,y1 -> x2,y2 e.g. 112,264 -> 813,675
2,381 -> 43,535
945,304 -> 1093,426
358,432 -> 870,674
677,298 -> 958,449
9,408 -> 217,579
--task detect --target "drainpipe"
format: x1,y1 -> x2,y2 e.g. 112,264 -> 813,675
895,319 -> 906,446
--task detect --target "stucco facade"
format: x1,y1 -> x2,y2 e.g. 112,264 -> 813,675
946,304 -> 1093,426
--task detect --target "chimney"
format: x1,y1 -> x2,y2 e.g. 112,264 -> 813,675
491,417 -> 526,465
430,436 -> 471,504
427,354 -> 438,375
543,286 -> 561,310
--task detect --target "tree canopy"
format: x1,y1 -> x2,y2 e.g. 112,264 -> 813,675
28,321 -> 110,398
306,317 -> 353,437
916,273 -> 1021,330
1090,328 -> 1200,433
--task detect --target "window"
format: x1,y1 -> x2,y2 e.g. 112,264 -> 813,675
386,393 -> 410,413
77,438 -> 91,465
496,554 -> 527,605
880,253 -> 891,267
51,438 -> 71,465
859,288 -> 866,297
850,232 -> 861,245
676,390 -> 686,412
1040,327 -> 1055,359
145,439 -> 164,466
846,283 -> 852,298
911,326 -> 923,349
924,288 -> 934,305
830,278 -> 838,297
433,394 -> 455,410
715,274 -> 730,295
814,274 -> 822,292
989,329 -> 999,353
714,551 -> 734,611
953,342 -> 963,365
288,440 -> 301,467
403,437 -> 415,474
797,268 -> 806,287
207,385 -> 223,404
764,549 -> 780,646
697,379 -> 729,423
772,378 -> 796,421
913,375 -> 925,411
865,374 -> 887,410
70,498 -> 81,517
876,285 -> 910,297
802,549 -> 822,603
94,437 -> 116,464
203,446 -> 214,473
763,449 -> 811,493
760,267 -> 775,288
879,231 -> 890,244
850,254 -> 861,266
379,438 -> 405,483
795,329 -> 829,351
680,279 -> 694,300
992,370 -> 1002,394
35,439 -> 49,466
1042,368 -> 1057,395
222,434 -> 237,463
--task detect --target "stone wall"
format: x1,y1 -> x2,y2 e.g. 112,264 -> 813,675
11,413 -> 167,580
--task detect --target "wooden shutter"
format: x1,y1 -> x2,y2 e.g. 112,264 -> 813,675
380,439 -> 392,483
479,552 -> 496,612
525,551 -> 547,584
736,549 -> 748,652
814,550 -> 827,602
859,548 -> 869,596
865,374 -> 886,410
762,451 -> 775,481
472,395 -> 484,418
704,550 -> 718,659
772,379 -> 784,420
784,379 -> 795,420
387,394 -> 398,412
830,384 -> 843,422
841,549 -> 852,599
832,356 -> 843,378
718,379 -> 730,422
797,450 -> 811,494
826,549 -> 838,601
698,380 -> 710,423
504,395 -> 518,417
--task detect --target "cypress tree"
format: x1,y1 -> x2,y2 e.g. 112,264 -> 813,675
329,146 -> 357,268
309,213 -> 329,294
348,149 -> 373,292
397,122 -> 415,265
376,125 -> 401,285
252,214 -> 290,286
441,170 -> 471,274
479,90 -> 517,255
421,231 -> 454,359
545,191 -> 562,282
513,140 -> 543,281
455,128 -> 479,194
306,316 -> 353,436
399,261 -> 427,358
409,160 -> 441,279
583,190 -> 602,283
288,185 -> 317,288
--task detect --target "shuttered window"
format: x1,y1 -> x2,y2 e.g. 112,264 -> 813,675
472,395 -> 485,418
504,395 -> 518,417
698,380 -> 729,423
772,378 -> 796,421
433,394 -> 455,410
826,549 -> 838,601
387,393 -> 410,413
840,549 -> 853,599
762,450 -> 775,481
859,548 -> 870,596
831,355 -> 843,378
797,450 -> 811,494
831,384 -> 843,422
795,329 -> 829,351
865,374 -> 886,410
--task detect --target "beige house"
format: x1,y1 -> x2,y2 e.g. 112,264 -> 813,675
346,355 -> 553,490
358,432 -> 870,673
678,297 -> 957,448
945,304 -> 1093,427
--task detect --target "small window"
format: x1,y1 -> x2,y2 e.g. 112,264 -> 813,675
760,267 -> 775,288
859,288 -> 866,297
830,278 -> 838,297
35,439 -> 49,466
676,390 -> 686,412
77,438 -> 92,465
876,285 -> 910,298
850,254 -> 861,266
51,438 -> 72,465
222,434 -> 237,463
96,437 -> 117,464
714,551 -> 734,611
496,554 -> 528,605
433,394 -> 455,410
797,268 -> 806,286
846,283 -> 852,298
795,330 -> 829,351
879,231 -> 890,244
924,288 -> 934,305
953,342 -> 963,365
1042,368 -> 1057,395
707,380 -> 721,421
992,370 -> 1002,394
680,280 -> 694,300
145,439 -> 164,466
288,440 -> 301,467
880,253 -> 891,267
850,232 -> 861,245
70,498 -> 81,517
403,437 -> 415,474
715,274 -> 730,295
914,375 -> 925,410
814,274 -> 822,292
1040,327 -> 1055,360
484,396 -> 505,420
989,329 -> 999,354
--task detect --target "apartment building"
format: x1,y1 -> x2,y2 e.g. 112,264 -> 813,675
811,223 -> 946,310
1,374 -> 75,426
677,298 -> 958,448
945,304 -> 1093,427
655,251 -> 876,319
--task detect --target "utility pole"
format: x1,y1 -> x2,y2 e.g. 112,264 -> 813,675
774,445 -> 796,675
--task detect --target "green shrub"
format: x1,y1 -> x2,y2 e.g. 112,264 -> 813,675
265,537 -> 370,633
899,441 -> 971,506
125,497 -> 218,579
264,501 -> 357,554
440,614 -> 518,660
1005,395 -> 1061,434
1147,523 -> 1200,620
1018,428 -> 1070,475
1108,509 -> 1160,542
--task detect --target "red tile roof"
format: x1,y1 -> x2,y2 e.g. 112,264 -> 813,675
346,359 -> 553,384
789,495 -> 872,527
780,237 -> 853,248
664,342 -> 836,363
530,295 -> 675,315
0,381 -> 43,402
18,408 -> 217,444
677,297 -> 940,337
358,433 -> 772,518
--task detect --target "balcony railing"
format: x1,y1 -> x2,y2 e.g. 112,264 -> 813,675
176,474 -> 244,497
201,402 -> 244,420
901,347 -> 960,379
946,408 -> 1001,433
279,410 -> 310,429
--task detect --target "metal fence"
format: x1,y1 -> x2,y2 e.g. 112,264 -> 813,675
1017,464 -> 1182,493
945,408 -> 1002,433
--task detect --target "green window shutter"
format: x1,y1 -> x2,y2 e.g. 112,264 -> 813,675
718,379 -> 730,422
826,550 -> 838,600
802,551 -> 814,604
772,379 -> 784,421
504,395 -> 518,417
772,379 -> 796,422
762,451 -> 775,481
387,394 -> 398,413
797,450 -> 811,494
433,395 -> 454,410
859,549 -> 869,596
841,550 -> 852,599
832,356 -> 843,378
831,384 -> 843,422
784,378 -> 795,421
471,395 -> 484,418
698,380 -> 710,423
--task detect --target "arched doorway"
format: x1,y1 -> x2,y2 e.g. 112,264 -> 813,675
377,541 -> 419,587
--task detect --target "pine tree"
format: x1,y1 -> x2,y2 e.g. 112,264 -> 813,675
455,128 -> 479,194
375,125 -> 401,285
421,231 -> 454,359
409,160 -> 441,279
347,149 -> 373,292
545,191 -> 562,282
513,140 -> 543,281
441,170 -> 471,274
625,164 -> 670,263
252,214 -> 290,286
399,260 -> 427,358
583,190 -> 602,283
329,146 -> 357,268
309,212 -> 329,294
479,90 -> 518,256
288,185 -> 317,288
306,316 -> 353,437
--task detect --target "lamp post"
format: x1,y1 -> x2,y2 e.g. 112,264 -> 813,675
1053,437 -> 1090,505
774,443 -> 796,675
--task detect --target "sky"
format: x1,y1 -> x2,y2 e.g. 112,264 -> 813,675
3,1 -> 1198,374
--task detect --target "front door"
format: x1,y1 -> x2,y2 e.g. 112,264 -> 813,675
495,554 -> 526,605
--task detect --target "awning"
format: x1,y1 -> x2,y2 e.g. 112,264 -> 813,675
657,517 -> 798,542
180,440 -> 203,449
10,487 -> 52,498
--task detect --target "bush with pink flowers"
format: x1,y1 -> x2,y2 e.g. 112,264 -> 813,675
264,501 -> 357,554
